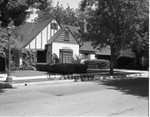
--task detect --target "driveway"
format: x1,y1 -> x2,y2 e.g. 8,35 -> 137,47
0,78 -> 148,116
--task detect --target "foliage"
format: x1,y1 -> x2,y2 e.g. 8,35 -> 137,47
129,0 -> 149,68
19,49 -> 37,70
52,3 -> 79,26
73,63 -> 87,73
0,0 -> 50,28
51,53 -> 59,63
72,54 -> 82,63
117,57 -> 136,69
35,63 -> 48,71
84,59 -> 110,69
0,56 -> 5,72
0,28 -> 21,71
80,0 -> 148,74
36,2 -> 85,27
36,63 -> 87,74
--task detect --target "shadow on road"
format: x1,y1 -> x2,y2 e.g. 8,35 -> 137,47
98,78 -> 148,97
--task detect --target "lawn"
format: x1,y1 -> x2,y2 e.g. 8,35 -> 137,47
11,70 -> 48,77
9,69 -> 141,77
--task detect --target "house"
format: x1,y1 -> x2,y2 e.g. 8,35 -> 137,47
17,17 -> 99,65
12,16 -> 135,68
17,16 -> 80,64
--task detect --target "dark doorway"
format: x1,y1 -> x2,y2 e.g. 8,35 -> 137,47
37,50 -> 46,63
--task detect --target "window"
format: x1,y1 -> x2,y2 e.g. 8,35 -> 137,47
84,53 -> 90,59
51,23 -> 58,30
60,49 -> 73,63
64,30 -> 69,41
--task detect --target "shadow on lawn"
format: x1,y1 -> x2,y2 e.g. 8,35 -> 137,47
0,83 -> 13,94
99,78 -> 149,97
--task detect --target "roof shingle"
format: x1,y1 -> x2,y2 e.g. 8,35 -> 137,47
19,17 -> 54,48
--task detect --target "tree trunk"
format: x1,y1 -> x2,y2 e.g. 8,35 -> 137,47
110,43 -> 115,75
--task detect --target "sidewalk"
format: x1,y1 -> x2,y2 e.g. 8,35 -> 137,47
0,73 -> 75,87
0,69 -> 148,87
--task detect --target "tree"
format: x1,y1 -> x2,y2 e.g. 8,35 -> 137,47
130,1 -> 149,68
0,0 -> 50,28
36,2 -> 80,27
0,0 -> 50,70
80,0 -> 148,75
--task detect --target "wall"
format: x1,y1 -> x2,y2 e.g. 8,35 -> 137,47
90,54 -> 96,59
25,19 -> 60,50
46,45 -> 52,63
52,42 -> 79,58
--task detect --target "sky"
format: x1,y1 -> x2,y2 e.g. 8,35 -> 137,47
53,0 -> 81,9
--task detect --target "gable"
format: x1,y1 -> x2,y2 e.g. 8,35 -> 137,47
20,17 -> 61,50
54,28 -> 78,44
47,27 -> 79,45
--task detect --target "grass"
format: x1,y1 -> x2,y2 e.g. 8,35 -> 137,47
10,70 -> 48,77
0,82 -> 13,93
0,82 -> 12,88
2,69 -> 144,77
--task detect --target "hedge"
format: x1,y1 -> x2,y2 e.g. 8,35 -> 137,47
35,63 -> 49,71
84,59 -> 110,69
36,63 -> 87,74
74,63 -> 87,73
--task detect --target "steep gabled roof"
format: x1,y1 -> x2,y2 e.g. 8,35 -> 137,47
79,41 -> 96,53
61,24 -> 80,34
19,16 -> 54,48
47,27 -> 66,44
61,24 -> 81,40
47,26 -> 80,45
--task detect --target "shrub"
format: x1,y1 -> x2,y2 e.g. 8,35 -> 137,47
72,55 -> 82,63
51,53 -> 59,63
84,59 -> 110,69
48,63 -> 74,74
74,63 -> 87,73
20,49 -> 37,70
35,63 -> 49,71
36,63 -> 87,74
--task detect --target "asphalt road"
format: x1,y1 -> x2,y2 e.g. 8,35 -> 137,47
0,78 -> 148,116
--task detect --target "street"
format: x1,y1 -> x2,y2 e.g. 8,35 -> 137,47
0,78 -> 148,116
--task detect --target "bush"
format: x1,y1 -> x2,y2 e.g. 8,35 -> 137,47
74,63 -> 87,73
51,53 -> 59,63
20,49 -> 37,70
36,63 -> 87,74
48,63 -> 74,74
84,59 -> 110,69
35,63 -> 49,71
